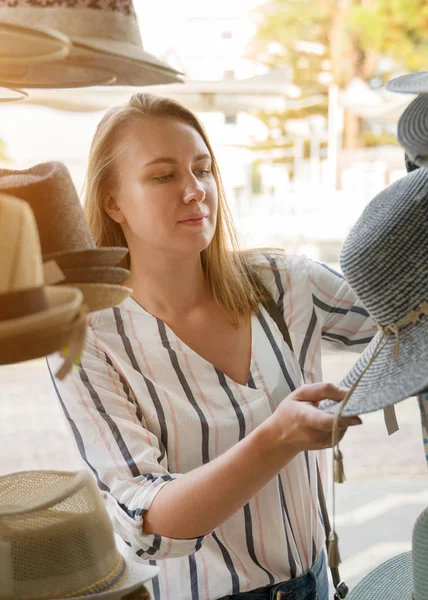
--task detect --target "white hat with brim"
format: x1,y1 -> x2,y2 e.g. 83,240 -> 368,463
0,20 -> 70,65
0,3 -> 184,88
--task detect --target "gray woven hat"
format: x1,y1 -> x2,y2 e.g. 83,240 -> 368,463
386,72 -> 428,94
347,506 -> 428,600
321,167 -> 428,417
396,94 -> 428,167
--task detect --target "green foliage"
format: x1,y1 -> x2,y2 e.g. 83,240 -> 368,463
351,0 -> 428,71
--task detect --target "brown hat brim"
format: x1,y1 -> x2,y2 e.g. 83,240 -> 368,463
43,247 -> 128,269
61,283 -> 132,313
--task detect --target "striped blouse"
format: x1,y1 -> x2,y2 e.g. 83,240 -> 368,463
47,253 -> 376,600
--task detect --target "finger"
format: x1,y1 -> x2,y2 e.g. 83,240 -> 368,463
303,403 -> 362,432
292,383 -> 350,404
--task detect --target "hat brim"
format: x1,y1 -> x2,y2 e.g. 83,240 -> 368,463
347,552 -> 412,600
397,94 -> 428,165
0,60 -> 116,88
63,283 -> 132,313
386,72 -> 428,94
73,38 -> 183,76
0,286 -> 82,341
62,266 -> 130,285
0,287 -> 83,365
0,21 -> 70,65
43,248 -> 128,269
320,319 -> 428,417
52,559 -> 159,600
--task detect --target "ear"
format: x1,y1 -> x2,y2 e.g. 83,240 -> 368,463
103,194 -> 126,224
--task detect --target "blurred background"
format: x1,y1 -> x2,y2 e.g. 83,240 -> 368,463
0,0 -> 426,594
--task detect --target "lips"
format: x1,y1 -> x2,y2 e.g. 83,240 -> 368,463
179,214 -> 208,223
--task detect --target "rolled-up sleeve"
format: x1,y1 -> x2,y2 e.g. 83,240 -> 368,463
308,261 -> 377,352
46,327 -> 212,560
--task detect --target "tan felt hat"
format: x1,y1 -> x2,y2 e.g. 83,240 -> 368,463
0,469 -> 159,599
0,0 -> 184,88
0,193 -> 86,378
61,266 -> 130,285
61,282 -> 132,314
0,161 -> 129,269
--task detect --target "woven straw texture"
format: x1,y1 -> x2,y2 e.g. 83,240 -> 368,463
398,94 -> 428,160
347,552 -> 413,600
321,167 -> 428,416
386,72 -> 428,94
0,470 -> 125,599
413,508 -> 428,600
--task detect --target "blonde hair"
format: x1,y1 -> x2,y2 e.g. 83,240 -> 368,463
84,93 -> 268,325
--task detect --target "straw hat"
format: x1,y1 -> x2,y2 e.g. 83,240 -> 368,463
0,162 -> 132,313
0,0 -> 184,88
0,19 -> 70,65
347,506 -> 428,600
321,166 -> 428,417
0,469 -> 158,600
0,193 -> 85,378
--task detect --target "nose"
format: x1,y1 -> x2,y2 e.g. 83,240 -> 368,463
183,174 -> 205,204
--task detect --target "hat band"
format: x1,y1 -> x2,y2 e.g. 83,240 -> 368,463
59,555 -> 127,598
0,286 -> 49,321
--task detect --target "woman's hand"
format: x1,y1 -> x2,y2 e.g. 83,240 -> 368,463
265,383 -> 362,455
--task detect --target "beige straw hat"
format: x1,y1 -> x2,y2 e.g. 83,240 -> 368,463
0,469 -> 158,600
0,193 -> 86,378
0,20 -> 70,65
0,0 -> 184,88
0,162 -> 132,313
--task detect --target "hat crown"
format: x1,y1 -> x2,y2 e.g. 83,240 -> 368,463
340,168 -> 428,326
0,194 -> 44,294
0,470 -> 125,599
0,162 -> 95,258
0,0 -> 142,47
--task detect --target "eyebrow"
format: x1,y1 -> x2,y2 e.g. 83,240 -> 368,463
143,153 -> 212,167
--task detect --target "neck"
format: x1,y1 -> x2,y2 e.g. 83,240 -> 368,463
125,245 -> 209,320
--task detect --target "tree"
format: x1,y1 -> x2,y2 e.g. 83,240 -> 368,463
251,0 -> 428,149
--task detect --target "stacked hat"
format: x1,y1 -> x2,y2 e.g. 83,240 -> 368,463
347,506 -> 428,600
0,192 -> 86,378
0,0 -> 184,88
386,72 -> 428,168
0,162 -> 132,313
0,469 -> 158,599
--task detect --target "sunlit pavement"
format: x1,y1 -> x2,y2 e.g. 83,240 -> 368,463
0,352 -> 426,596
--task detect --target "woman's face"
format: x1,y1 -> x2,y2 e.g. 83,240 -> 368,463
107,116 -> 218,258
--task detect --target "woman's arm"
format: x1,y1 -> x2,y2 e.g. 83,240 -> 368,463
143,383 -> 360,539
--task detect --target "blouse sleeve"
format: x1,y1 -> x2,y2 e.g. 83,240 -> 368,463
306,259 -> 377,352
46,326 -> 212,561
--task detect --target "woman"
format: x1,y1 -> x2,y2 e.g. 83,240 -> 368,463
48,93 -> 375,600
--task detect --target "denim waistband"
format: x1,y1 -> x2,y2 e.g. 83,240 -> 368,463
218,550 -> 327,600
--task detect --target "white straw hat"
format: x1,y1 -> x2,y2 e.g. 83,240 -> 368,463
0,470 -> 159,599
0,0 -> 184,87
0,193 -> 86,378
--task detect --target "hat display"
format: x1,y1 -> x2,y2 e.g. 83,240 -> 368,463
347,506 -> 428,600
0,469 -> 158,600
0,162 -> 132,313
61,266 -> 130,285
396,94 -> 428,168
0,0 -> 184,88
0,193 -> 86,378
321,166 -> 428,417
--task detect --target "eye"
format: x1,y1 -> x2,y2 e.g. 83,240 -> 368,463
195,169 -> 211,178
154,173 -> 174,183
